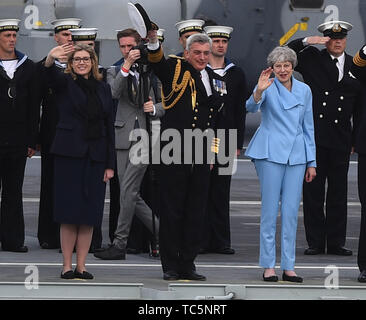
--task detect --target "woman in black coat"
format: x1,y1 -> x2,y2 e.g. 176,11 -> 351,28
44,43 -> 115,279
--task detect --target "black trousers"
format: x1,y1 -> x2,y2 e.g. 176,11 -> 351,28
38,150 -> 60,247
158,163 -> 211,273
108,170 -> 120,243
357,153 -> 366,271
0,146 -> 27,249
202,163 -> 232,250
303,146 -> 350,250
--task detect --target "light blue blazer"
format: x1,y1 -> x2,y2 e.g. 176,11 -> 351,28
245,76 -> 316,168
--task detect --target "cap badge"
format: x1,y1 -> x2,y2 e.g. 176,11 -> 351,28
332,23 -> 342,33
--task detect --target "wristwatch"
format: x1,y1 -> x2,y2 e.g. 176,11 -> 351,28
302,37 -> 308,46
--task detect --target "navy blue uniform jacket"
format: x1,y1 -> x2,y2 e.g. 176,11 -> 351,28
45,64 -> 115,170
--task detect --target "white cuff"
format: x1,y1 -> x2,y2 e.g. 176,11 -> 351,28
147,42 -> 160,51
150,105 -> 156,116
120,69 -> 129,77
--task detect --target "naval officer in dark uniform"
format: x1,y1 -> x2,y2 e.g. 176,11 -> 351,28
201,25 -> 248,254
37,18 -> 81,249
0,19 -> 39,252
288,20 -> 362,256
351,46 -> 366,282
147,30 -> 222,281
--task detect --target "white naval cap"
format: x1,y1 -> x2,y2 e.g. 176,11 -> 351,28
70,28 -> 98,41
0,19 -> 20,32
51,18 -> 81,33
157,28 -> 165,42
204,25 -> 233,39
317,20 -> 352,39
175,19 -> 204,36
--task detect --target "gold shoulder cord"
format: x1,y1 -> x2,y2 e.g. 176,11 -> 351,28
162,59 -> 197,110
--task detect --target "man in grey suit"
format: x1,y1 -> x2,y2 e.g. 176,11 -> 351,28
94,28 -> 163,260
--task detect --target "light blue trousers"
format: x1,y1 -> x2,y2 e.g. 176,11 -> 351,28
254,159 -> 306,271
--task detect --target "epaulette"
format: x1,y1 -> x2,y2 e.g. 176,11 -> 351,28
168,54 -> 185,60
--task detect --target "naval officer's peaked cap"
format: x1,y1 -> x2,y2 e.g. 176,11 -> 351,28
317,20 -> 352,39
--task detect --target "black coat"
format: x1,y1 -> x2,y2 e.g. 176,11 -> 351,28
210,61 -> 248,150
148,47 -> 222,133
37,59 -> 65,150
148,47 -> 223,163
44,64 -> 116,169
288,38 -> 362,152
350,46 -> 366,155
0,50 -> 40,149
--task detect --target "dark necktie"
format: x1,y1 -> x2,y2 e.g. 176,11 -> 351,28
333,58 -> 339,81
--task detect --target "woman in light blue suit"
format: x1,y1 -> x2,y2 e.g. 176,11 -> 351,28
246,46 -> 317,283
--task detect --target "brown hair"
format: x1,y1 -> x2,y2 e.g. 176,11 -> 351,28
65,43 -> 103,81
116,28 -> 141,44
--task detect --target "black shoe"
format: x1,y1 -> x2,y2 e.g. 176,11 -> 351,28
263,273 -> 278,282
126,248 -> 141,254
304,247 -> 325,255
60,270 -> 75,279
74,269 -> 94,280
93,245 -> 125,260
2,245 -> 28,253
282,272 -> 303,283
40,242 -> 60,249
179,271 -> 206,281
327,247 -> 352,256
163,270 -> 180,281
358,270 -> 366,283
214,247 -> 235,254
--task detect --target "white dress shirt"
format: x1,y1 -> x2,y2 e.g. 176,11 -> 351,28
330,52 -> 345,82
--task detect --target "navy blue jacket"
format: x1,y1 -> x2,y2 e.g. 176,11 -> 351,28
45,64 -> 115,169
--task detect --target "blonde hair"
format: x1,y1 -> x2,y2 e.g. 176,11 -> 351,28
65,43 -> 103,81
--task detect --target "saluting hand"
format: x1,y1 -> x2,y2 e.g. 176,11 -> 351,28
45,43 -> 74,67
254,67 -> 274,102
305,36 -> 330,45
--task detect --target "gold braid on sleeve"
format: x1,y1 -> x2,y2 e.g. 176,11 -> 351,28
161,59 -> 197,110
353,51 -> 366,67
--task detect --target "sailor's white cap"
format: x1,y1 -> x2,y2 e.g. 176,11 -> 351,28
204,25 -> 233,39
51,18 -> 81,33
157,28 -> 165,42
0,19 -> 20,32
175,19 -> 204,36
317,20 -> 352,39
70,28 -> 98,41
